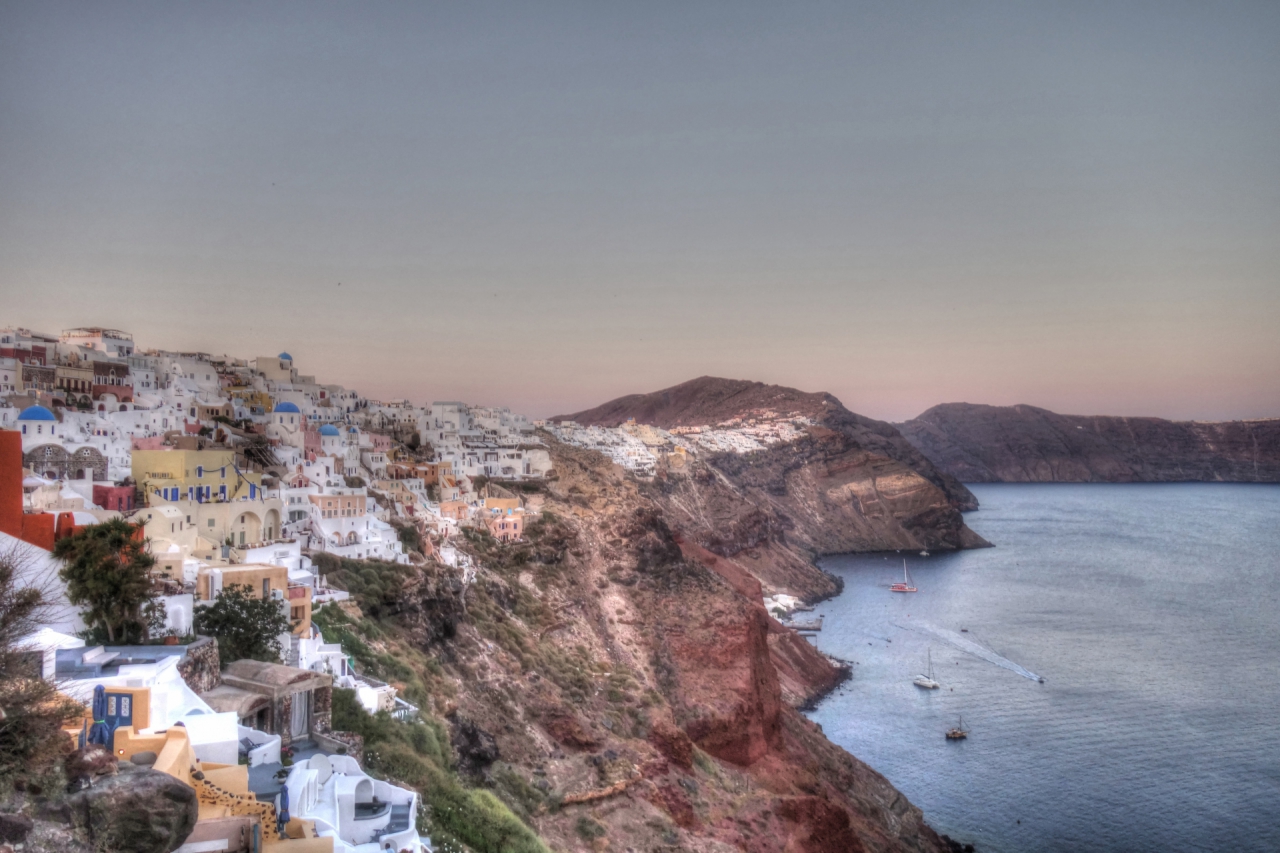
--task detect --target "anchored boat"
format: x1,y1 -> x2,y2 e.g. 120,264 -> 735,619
946,715 -> 969,740
890,559 -> 917,593
913,648 -> 940,689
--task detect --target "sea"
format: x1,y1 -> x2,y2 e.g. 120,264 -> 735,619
806,484 -> 1280,853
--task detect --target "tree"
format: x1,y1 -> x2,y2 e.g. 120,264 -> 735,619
0,546 -> 81,786
193,584 -> 292,667
55,518 -> 156,644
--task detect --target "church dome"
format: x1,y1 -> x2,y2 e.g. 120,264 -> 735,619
274,401 -> 301,413
278,352 -> 293,361
318,424 -> 341,436
18,405 -> 56,422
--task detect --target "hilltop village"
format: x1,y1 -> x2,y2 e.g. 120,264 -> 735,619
1,325 -> 866,853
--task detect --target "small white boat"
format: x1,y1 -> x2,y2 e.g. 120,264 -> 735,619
913,647 -> 940,689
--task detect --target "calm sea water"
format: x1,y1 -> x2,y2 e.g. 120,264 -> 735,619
807,484 -> 1280,853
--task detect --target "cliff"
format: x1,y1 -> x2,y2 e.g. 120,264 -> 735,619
560,377 -> 988,560
323,436 -> 956,853
899,403 -> 1280,483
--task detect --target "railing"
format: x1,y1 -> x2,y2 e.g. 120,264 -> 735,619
391,697 -> 419,722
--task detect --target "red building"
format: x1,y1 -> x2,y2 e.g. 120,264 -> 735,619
0,430 -> 78,551
93,484 -> 135,512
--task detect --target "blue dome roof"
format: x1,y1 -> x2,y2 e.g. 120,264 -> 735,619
18,405 -> 56,422
318,424 -> 341,436
348,426 -> 358,432
274,401 -> 301,413
278,352 -> 293,361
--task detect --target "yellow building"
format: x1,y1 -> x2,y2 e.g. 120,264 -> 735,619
66,688 -> 333,852
142,497 -> 285,555
133,448 -> 263,506
196,563 -> 311,636
227,386 -> 274,412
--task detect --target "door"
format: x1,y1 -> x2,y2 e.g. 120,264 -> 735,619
104,691 -> 134,743
290,690 -> 310,739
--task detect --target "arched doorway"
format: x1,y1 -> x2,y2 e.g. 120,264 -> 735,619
232,511 -> 263,546
263,509 -> 280,541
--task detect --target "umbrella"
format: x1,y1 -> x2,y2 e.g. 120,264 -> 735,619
87,685 -> 110,746
276,783 -> 290,834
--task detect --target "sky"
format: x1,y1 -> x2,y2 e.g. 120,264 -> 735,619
1,1 -> 1277,422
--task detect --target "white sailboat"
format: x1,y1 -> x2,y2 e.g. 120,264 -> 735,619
913,647 -> 940,689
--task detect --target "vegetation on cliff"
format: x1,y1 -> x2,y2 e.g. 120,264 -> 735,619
307,435 -> 952,852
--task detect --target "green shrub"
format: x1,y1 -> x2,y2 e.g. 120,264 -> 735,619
575,816 -> 607,840
337,693 -> 548,853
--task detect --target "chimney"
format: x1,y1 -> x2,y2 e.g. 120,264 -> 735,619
0,430 -> 23,539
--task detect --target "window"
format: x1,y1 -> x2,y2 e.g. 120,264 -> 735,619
208,518 -> 215,528
262,578 -> 270,598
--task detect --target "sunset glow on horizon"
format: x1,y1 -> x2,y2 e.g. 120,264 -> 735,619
2,2 -> 1277,423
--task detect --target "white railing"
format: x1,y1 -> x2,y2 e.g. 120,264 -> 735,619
237,725 -> 281,766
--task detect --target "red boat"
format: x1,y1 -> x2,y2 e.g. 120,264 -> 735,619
890,559 -> 917,593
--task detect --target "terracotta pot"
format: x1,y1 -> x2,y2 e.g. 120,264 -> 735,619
164,635 -> 179,645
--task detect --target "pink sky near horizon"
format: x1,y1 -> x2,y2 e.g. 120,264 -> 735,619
2,3 -> 1277,423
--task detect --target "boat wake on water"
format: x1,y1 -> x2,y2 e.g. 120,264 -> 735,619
891,621 -> 1043,682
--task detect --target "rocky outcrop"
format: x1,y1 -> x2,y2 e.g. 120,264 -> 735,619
561,376 -> 979,513
0,812 -> 33,845
558,377 -> 987,614
448,714 -> 501,778
47,762 -> 197,853
398,559 -> 469,646
899,403 -> 1280,483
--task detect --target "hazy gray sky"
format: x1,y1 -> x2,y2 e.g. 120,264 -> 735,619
2,1 -> 1277,421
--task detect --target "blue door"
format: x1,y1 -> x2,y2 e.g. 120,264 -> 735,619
104,691 -> 134,744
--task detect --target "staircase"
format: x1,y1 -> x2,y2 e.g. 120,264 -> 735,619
190,766 -> 283,842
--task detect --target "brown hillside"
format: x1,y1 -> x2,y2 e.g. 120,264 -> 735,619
555,376 -> 834,427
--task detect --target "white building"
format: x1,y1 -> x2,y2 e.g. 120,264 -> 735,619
59,327 -> 136,358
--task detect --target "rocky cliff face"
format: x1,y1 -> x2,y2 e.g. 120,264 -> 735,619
5,758 -> 199,853
899,403 -> 1280,483
347,437 -> 953,853
561,377 -> 987,557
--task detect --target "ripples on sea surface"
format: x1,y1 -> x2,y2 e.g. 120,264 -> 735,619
807,484 -> 1280,853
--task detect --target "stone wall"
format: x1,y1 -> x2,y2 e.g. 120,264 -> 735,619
315,730 -> 364,766
176,637 -> 221,694
311,685 -> 332,735
276,693 -> 293,748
